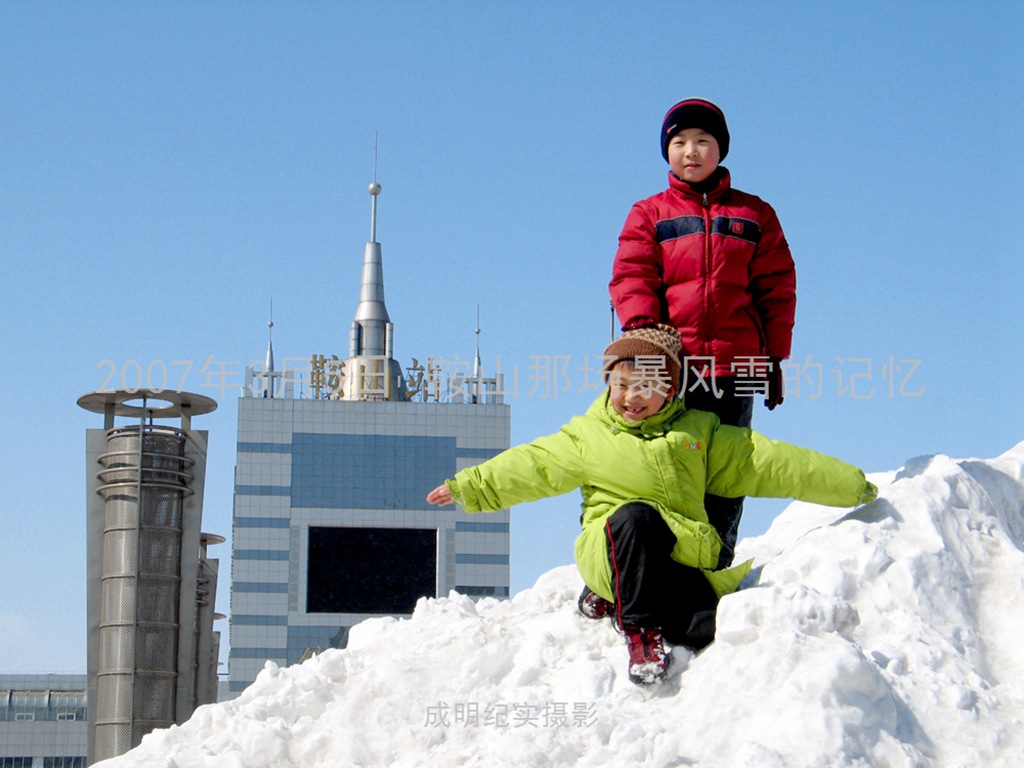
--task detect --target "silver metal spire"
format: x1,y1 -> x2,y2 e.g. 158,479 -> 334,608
471,305 -> 483,404
473,304 -> 482,379
341,146 -> 407,402
265,298 -> 275,373
349,177 -> 392,358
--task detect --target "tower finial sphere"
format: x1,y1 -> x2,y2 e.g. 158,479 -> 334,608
369,182 -> 382,196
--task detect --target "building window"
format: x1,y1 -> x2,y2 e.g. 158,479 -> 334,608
50,692 -> 85,709
307,526 -> 437,614
44,759 -> 88,768
10,690 -> 47,707
1,759 -> 34,768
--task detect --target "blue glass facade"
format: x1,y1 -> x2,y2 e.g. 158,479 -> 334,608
291,434 -> 457,510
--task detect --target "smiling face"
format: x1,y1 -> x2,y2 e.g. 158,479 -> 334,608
666,127 -> 721,184
607,361 -> 675,423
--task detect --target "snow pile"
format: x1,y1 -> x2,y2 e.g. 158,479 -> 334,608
98,444 -> 1024,767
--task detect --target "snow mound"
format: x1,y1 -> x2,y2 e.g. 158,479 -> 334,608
97,443 -> 1024,768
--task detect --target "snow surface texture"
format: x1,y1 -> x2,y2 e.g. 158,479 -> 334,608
98,444 -> 1024,768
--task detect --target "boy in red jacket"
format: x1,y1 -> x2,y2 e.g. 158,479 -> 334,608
609,98 -> 797,571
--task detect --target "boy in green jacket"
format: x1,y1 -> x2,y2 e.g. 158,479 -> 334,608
427,325 -> 876,685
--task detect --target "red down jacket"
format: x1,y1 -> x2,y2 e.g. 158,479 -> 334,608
610,169 -> 796,378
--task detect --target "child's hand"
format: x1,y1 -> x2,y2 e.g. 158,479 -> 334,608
860,482 -> 878,505
427,484 -> 454,506
765,358 -> 785,410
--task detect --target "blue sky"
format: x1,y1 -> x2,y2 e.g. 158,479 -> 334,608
1,2 -> 1021,674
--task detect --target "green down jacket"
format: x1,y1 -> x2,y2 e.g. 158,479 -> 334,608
448,392 -> 871,601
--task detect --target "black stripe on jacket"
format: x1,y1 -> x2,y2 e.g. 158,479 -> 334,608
655,216 -> 761,245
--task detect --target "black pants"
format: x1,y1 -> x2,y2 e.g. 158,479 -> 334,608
605,503 -> 719,649
683,376 -> 754,569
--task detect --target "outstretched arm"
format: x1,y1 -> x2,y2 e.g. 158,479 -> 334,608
424,422 -> 586,513
706,424 -> 875,507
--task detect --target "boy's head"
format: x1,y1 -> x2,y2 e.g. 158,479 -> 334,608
602,324 -> 683,422
660,98 -> 730,168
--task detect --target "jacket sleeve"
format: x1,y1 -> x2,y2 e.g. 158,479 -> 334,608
449,422 -> 586,512
609,201 -> 664,328
749,202 -> 796,360
704,424 -> 868,507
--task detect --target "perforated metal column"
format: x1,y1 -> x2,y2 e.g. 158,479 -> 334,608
93,426 -> 192,761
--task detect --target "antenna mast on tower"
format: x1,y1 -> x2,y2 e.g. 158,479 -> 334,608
473,305 -> 482,377
266,298 -> 275,373
370,132 -> 380,243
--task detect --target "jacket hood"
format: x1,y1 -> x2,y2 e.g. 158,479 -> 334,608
588,391 -> 687,437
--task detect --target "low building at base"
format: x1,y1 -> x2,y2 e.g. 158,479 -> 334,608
0,674 -> 88,768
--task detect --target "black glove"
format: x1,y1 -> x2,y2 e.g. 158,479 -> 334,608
765,357 -> 785,410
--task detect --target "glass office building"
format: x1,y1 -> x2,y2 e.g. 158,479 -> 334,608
227,181 -> 510,694
227,395 -> 510,694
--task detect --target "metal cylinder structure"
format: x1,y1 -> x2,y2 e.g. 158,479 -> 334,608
193,532 -> 225,711
93,424 -> 192,757
79,389 -> 220,765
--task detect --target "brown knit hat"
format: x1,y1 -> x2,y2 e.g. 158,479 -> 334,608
602,324 -> 683,390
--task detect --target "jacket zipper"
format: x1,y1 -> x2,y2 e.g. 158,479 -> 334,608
702,192 -> 714,363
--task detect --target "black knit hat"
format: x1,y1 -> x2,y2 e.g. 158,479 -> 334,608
660,98 -> 730,162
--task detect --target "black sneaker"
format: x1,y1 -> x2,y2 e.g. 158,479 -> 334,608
577,586 -> 614,620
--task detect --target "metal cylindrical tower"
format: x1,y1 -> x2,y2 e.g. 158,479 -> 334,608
94,424 -> 192,756
79,389 -> 219,765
